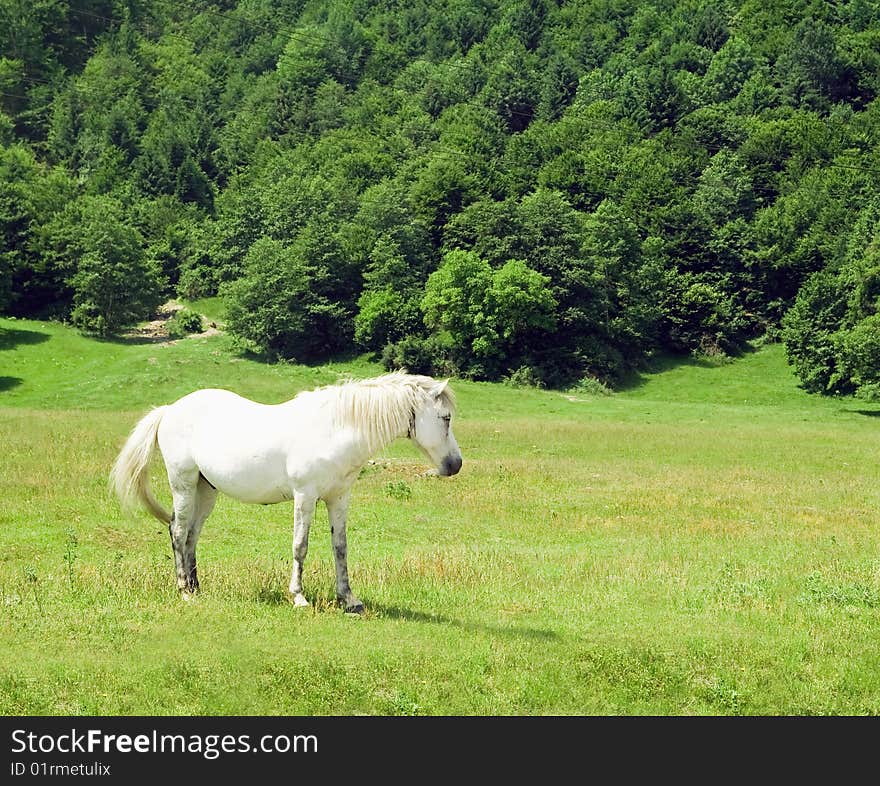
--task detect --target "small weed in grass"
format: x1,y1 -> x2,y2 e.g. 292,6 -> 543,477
802,571 -> 880,608
384,480 -> 412,501
23,567 -> 42,615
64,529 -> 79,588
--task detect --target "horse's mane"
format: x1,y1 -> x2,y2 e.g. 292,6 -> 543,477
309,371 -> 455,454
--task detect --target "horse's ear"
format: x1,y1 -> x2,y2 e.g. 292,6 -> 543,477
431,379 -> 450,399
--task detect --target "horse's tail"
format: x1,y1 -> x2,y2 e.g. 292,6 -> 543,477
110,406 -> 172,524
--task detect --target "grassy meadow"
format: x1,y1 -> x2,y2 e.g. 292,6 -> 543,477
2,315 -> 880,715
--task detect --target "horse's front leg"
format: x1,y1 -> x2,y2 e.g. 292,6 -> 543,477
326,490 -> 363,614
289,491 -> 316,608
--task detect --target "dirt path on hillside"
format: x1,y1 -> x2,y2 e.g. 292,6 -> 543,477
123,301 -> 222,343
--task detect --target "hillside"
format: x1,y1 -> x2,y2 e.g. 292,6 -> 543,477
2,0 -> 880,393
2,314 -> 874,418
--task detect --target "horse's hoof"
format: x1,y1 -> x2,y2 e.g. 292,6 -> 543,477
291,592 -> 310,608
344,599 -> 365,614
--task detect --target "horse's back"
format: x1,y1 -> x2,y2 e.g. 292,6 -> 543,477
156,389 -> 302,501
172,387 -> 260,410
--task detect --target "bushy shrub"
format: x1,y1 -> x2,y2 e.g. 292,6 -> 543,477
663,278 -> 737,355
354,287 -> 421,350
69,247 -> 163,336
382,335 -> 443,376
176,265 -> 216,301
853,382 -> 880,402
166,308 -> 203,339
834,313 -> 880,397
420,250 -> 557,379
569,374 -> 614,396
223,236 -> 352,361
69,302 -> 107,336
503,366 -> 545,388
37,195 -> 164,336
781,270 -> 855,394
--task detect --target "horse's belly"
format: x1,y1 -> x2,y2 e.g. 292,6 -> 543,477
191,429 -> 292,505
199,458 -> 291,504
213,477 -> 290,505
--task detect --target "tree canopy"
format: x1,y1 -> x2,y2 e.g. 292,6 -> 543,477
2,0 -> 879,391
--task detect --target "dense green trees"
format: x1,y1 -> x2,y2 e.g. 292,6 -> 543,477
1,143 -> 73,316
223,225 -> 356,361
782,198 -> 880,398
420,249 -> 556,377
1,0 -> 879,393
43,194 -> 163,334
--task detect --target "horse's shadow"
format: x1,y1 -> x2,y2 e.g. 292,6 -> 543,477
363,601 -> 560,641
255,590 -> 559,640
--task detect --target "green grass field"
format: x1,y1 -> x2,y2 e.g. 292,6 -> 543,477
2,316 -> 880,715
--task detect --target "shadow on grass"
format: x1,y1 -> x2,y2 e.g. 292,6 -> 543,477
847,409 -> 880,417
93,333 -> 171,346
615,344 -> 757,392
0,376 -> 22,391
367,601 -> 560,641
0,327 -> 51,351
235,346 -> 367,368
252,591 -> 559,640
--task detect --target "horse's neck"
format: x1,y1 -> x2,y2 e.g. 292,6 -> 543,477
342,386 -> 413,457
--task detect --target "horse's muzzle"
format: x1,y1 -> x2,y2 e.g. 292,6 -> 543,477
439,454 -> 463,476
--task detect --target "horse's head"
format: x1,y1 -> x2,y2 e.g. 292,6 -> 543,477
410,379 -> 462,477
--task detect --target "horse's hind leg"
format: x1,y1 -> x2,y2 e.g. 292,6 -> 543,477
326,490 -> 363,614
167,467 -> 200,596
183,475 -> 218,594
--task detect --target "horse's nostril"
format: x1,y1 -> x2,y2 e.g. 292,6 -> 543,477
443,455 -> 462,476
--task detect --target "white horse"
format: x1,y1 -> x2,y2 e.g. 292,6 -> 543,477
110,372 -> 462,612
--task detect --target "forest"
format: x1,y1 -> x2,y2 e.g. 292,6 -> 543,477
1,0 -> 879,393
